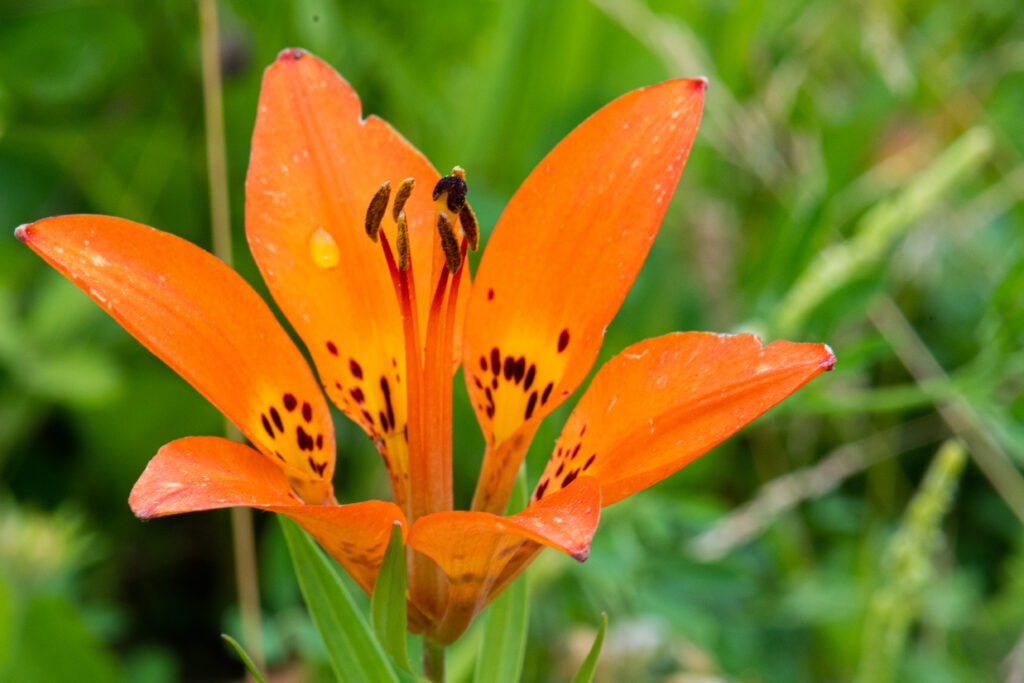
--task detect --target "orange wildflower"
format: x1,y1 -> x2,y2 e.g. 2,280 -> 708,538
16,49 -> 834,645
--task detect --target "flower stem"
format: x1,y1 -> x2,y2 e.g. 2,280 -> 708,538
423,638 -> 446,682
198,0 -> 264,674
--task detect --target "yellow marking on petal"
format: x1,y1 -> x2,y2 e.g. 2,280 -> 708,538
308,227 -> 340,269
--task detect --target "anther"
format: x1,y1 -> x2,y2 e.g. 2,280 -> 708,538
437,212 -> 462,273
396,212 -> 411,271
392,178 -> 415,221
459,205 -> 479,251
365,182 -> 391,241
432,172 -> 467,214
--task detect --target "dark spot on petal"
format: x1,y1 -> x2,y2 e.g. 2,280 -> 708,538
297,425 -> 314,451
580,424 -> 587,436
541,382 -> 554,405
326,341 -> 338,355
556,462 -> 564,476
487,288 -> 495,300
514,357 -> 525,384
274,450 -> 285,461
317,434 -> 324,449
473,375 -> 483,389
261,415 -> 274,439
491,377 -> 498,389
302,402 -> 313,422
350,387 -> 365,404
283,393 -> 298,411
584,454 -> 596,470
503,356 -> 515,380
361,409 -> 374,426
380,377 -> 395,432
524,365 -> 536,391
308,457 -> 326,476
490,347 -> 501,376
558,329 -> 570,352
270,407 -> 284,432
350,359 -> 363,379
562,470 -> 578,488
378,410 -> 390,432
479,356 -> 487,371
524,391 -> 538,420
334,381 -> 342,390
535,479 -> 548,500
572,443 -> 582,459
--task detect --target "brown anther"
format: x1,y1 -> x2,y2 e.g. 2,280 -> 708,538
437,212 -> 462,273
365,182 -> 391,241
396,212 -> 411,271
432,173 -> 467,214
392,178 -> 415,221
459,204 -> 479,251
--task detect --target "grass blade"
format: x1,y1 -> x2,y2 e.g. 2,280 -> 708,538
570,613 -> 608,683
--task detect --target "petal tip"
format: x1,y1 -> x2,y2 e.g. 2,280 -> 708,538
571,547 -> 591,562
14,223 -> 29,243
276,47 -> 306,62
694,76 -> 709,91
822,344 -> 837,371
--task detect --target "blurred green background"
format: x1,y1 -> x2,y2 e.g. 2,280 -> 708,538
1,0 -> 1022,681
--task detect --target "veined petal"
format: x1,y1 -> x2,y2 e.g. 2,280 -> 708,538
407,476 -> 600,643
465,78 -> 706,513
130,437 -> 405,594
532,333 -> 836,507
247,49 -> 468,504
17,216 -> 335,503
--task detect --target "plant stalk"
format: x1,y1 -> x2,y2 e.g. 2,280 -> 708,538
423,638 -> 446,682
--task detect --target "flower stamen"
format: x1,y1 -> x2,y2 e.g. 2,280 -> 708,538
365,181 -> 391,241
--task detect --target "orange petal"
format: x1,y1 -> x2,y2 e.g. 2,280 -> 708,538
247,49 -> 469,503
532,333 -> 836,507
464,78 -> 706,513
17,215 -> 335,503
407,476 -> 600,643
130,436 -> 405,594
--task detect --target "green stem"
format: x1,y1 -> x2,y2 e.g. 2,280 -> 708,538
423,638 -> 446,683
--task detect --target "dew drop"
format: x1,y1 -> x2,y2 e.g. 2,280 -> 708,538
309,228 -> 340,268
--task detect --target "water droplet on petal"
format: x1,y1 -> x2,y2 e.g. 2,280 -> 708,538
309,227 -> 339,268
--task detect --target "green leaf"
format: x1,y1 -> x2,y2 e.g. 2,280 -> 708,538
279,516 -> 400,683
473,466 -> 530,683
570,614 -> 607,683
371,522 -> 412,672
220,633 -> 268,683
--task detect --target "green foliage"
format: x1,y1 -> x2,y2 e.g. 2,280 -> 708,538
371,523 -> 413,673
279,516 -> 400,683
2,0 -> 1023,681
474,468 -> 530,683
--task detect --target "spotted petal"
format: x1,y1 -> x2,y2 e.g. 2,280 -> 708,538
407,476 -> 600,643
16,215 -> 335,503
247,49 -> 471,508
532,332 -> 836,506
464,78 -> 706,513
130,437 -> 405,594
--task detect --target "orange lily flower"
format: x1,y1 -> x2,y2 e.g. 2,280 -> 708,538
16,49 -> 834,645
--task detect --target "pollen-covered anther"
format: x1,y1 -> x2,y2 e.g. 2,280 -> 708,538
459,205 -> 479,251
392,178 -> 416,221
432,171 -> 468,214
437,212 -> 462,273
396,211 -> 411,271
365,181 -> 391,241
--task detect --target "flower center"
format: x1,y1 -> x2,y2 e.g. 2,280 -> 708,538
362,168 -> 479,524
